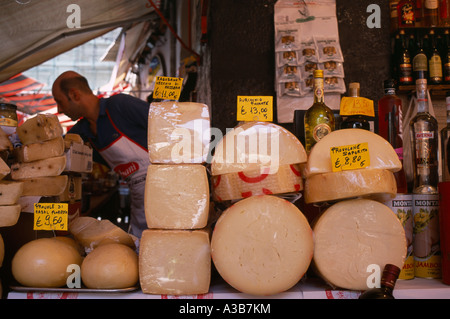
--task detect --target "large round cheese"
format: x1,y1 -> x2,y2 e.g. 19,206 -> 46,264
81,243 -> 138,289
12,238 -> 83,288
304,168 -> 397,204
211,195 -> 313,295
211,121 -> 307,176
304,128 -> 402,178
313,199 -> 407,291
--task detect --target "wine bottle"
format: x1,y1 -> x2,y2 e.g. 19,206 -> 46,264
424,0 -> 439,26
359,264 -> 401,299
413,33 -> 429,81
443,29 -> 450,84
340,82 -> 373,131
428,30 -> 443,85
440,91 -> 450,182
398,30 -> 414,85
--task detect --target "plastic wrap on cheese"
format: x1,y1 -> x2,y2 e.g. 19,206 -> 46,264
312,199 -> 407,291
212,164 -> 303,201
304,168 -> 397,204
144,164 -> 209,229
139,229 -> 211,295
148,102 -> 210,164
17,113 -> 63,145
211,121 -> 307,176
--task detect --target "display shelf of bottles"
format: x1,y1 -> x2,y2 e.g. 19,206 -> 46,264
398,83 -> 450,95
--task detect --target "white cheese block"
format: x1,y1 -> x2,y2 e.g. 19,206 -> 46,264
304,128 -> 402,178
304,169 -> 397,204
0,157 -> 10,181
21,175 -> 68,197
211,195 -> 313,296
144,164 -> 209,229
14,136 -> 64,163
10,155 -> 66,180
0,204 -> 21,227
0,127 -> 12,152
17,113 -> 63,145
211,121 -> 307,176
139,229 -> 211,295
63,133 -> 84,149
148,102 -> 210,164
0,180 -> 23,205
59,175 -> 82,202
312,199 -> 407,291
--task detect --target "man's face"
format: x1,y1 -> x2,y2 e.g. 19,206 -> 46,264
52,85 -> 82,121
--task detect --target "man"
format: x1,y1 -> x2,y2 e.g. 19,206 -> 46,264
52,70 -> 150,238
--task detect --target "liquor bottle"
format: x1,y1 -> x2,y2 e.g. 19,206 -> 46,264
428,30 -> 443,85
440,0 -> 450,26
413,34 -> 429,81
359,264 -> 401,299
398,30 -> 414,85
378,79 -> 408,193
440,91 -> 450,182
443,29 -> 450,84
398,0 -> 416,27
416,0 -> 424,26
340,82 -> 373,131
409,79 -> 439,194
424,0 -> 440,26
304,69 -> 335,153
390,0 -> 400,33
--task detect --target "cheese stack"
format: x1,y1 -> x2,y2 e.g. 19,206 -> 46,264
140,101 -> 211,295
303,128 -> 407,290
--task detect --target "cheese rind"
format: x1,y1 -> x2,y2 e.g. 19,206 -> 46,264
13,136 -> 64,163
21,175 -> 68,197
0,204 -> 21,227
10,155 -> 66,180
304,169 -> 397,204
63,133 -> 84,149
17,114 -> 63,145
312,199 -> 407,291
304,128 -> 402,177
0,157 -> 10,181
0,180 -> 23,205
139,229 -> 211,295
145,164 -> 209,229
211,195 -> 313,296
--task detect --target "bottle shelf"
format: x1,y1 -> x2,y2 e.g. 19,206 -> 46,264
398,84 -> 450,96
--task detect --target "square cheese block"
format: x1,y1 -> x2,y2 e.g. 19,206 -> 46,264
10,155 -> 66,180
139,229 -> 211,295
0,204 -> 21,227
144,164 -> 209,229
21,175 -> 68,197
13,136 -> 64,163
148,102 -> 210,164
0,181 -> 23,205
0,157 -> 10,181
17,113 -> 63,145
63,133 -> 84,150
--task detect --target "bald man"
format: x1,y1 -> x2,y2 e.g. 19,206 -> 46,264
52,71 -> 150,238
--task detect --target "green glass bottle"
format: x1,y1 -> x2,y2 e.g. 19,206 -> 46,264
304,69 -> 335,153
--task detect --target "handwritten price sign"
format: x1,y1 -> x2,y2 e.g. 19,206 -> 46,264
153,76 -> 184,100
237,96 -> 273,122
33,203 -> 68,231
330,142 -> 370,172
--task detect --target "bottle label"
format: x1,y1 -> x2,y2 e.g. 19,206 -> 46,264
339,97 -> 375,116
429,55 -> 443,77
413,53 -> 428,71
313,123 -> 331,142
314,78 -> 324,103
414,131 -> 436,168
425,0 -> 438,9
399,2 -> 415,25
399,62 -> 413,83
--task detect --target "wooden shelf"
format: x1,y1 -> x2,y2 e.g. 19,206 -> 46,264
399,84 -> 450,96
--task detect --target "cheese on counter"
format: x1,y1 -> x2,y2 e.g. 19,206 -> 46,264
63,133 -> 84,149
10,155 -> 66,180
144,164 -> 209,229
13,136 -> 64,163
0,157 -> 10,180
0,127 -> 12,152
0,180 -> 23,205
312,199 -> 407,291
211,195 -> 313,296
21,175 -> 68,197
148,102 -> 210,164
17,113 -> 63,145
304,128 -> 402,178
139,229 -> 211,295
304,169 -> 397,204
212,164 -> 302,201
0,204 -> 21,227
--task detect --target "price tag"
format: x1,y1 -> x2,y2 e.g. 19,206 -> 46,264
237,96 -> 273,122
33,203 -> 68,231
339,97 -> 375,117
153,76 -> 184,100
330,142 -> 370,172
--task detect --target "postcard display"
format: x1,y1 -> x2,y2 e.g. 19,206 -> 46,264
274,0 -> 346,123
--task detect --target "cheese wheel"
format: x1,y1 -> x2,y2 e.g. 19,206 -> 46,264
0,180 -> 23,205
63,133 -> 84,149
211,195 -> 313,296
21,175 -> 68,196
17,113 -> 63,145
304,128 -> 402,177
312,199 -> 407,291
52,236 -> 85,256
304,169 -> 397,204
212,164 -> 303,201
0,157 -> 10,181
0,127 -> 12,152
81,243 -> 138,289
11,238 -> 83,288
148,101 -> 210,164
211,121 -> 307,176
10,155 -> 66,180
59,175 -> 82,202
0,204 -> 21,227
13,136 -> 64,163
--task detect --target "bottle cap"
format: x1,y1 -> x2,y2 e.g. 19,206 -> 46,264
381,264 -> 401,289
348,82 -> 360,97
383,79 -> 396,89
313,69 -> 324,78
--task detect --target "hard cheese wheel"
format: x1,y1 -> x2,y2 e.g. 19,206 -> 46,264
211,195 -> 313,296
0,204 -> 21,227
0,180 -> 23,205
81,243 -> 138,289
313,199 -> 407,291
304,168 -> 397,204
211,121 -> 307,176
21,175 -> 68,197
304,128 -> 402,178
17,113 -> 63,145
13,136 -> 64,163
10,155 -> 66,180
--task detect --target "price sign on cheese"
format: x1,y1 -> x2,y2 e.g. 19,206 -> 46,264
33,203 -> 68,231
153,76 -> 184,100
237,96 -> 273,122
330,142 -> 370,172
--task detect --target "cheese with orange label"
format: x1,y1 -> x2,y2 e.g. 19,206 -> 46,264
13,136 -> 64,163
17,113 -> 63,145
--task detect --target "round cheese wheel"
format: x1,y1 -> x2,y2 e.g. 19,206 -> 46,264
12,238 -> 83,288
313,199 -> 407,291
211,195 -> 313,295
304,168 -> 397,204
81,243 -> 138,289
52,236 -> 85,256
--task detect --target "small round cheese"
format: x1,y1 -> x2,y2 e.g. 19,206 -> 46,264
313,199 -> 407,291
211,195 -> 313,296
12,238 -> 83,288
81,243 -> 138,289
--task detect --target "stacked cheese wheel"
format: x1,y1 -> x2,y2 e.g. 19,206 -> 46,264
140,101 -> 212,295
303,128 -> 407,291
